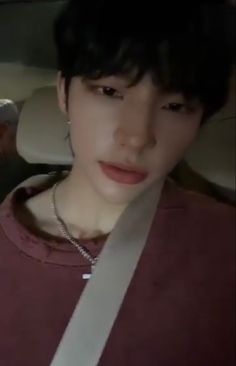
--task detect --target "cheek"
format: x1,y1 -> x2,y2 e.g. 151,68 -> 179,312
68,99 -> 119,160
150,115 -> 200,171
158,114 -> 200,151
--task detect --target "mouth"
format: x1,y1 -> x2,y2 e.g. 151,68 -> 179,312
99,161 -> 149,185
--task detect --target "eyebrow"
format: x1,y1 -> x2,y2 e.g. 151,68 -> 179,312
116,73 -> 138,83
82,74 -> 135,88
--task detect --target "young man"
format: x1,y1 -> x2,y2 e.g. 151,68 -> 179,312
0,1 -> 235,365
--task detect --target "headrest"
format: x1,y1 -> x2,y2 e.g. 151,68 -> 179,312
16,86 -> 73,165
0,62 -> 56,103
186,117 -> 235,194
185,70 -> 235,194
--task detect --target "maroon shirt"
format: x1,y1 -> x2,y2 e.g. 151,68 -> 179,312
0,179 -> 235,366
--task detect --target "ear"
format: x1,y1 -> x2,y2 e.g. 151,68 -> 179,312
56,71 -> 67,115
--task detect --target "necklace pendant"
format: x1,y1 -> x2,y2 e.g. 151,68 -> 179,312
82,265 -> 94,280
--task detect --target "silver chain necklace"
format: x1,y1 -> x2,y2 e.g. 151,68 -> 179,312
51,181 -> 98,279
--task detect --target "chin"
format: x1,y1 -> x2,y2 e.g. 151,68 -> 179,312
93,176 -> 151,205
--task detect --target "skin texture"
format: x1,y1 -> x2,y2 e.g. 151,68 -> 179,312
24,72 -> 203,239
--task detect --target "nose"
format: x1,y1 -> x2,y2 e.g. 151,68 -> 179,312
115,102 -> 156,152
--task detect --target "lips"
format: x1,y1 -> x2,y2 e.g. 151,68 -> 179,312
105,161 -> 147,174
99,161 -> 148,185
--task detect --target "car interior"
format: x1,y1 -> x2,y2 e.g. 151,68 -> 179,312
0,0 -> 235,205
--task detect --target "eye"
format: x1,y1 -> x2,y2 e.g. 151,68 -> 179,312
97,86 -> 123,99
162,103 -> 187,113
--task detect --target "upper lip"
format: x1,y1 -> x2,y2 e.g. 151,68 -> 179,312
101,161 -> 148,175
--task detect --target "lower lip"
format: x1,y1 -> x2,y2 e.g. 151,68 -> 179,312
99,162 -> 148,185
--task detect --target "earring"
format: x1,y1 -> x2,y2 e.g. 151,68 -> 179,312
67,120 -> 71,125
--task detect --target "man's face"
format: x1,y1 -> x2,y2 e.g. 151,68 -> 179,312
57,73 -> 203,204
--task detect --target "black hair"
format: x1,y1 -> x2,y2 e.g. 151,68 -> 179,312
54,0 -> 234,123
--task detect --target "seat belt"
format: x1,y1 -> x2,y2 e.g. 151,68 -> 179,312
46,178 -> 164,366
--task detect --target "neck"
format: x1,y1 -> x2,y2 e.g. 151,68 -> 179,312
55,166 -> 128,239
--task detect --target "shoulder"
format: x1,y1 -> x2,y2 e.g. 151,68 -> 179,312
182,188 -> 235,224
179,187 -> 235,247
159,181 -> 235,244
164,179 -> 234,213
0,174 -> 58,238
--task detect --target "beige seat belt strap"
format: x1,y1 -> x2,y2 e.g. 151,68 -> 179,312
50,179 -> 164,366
